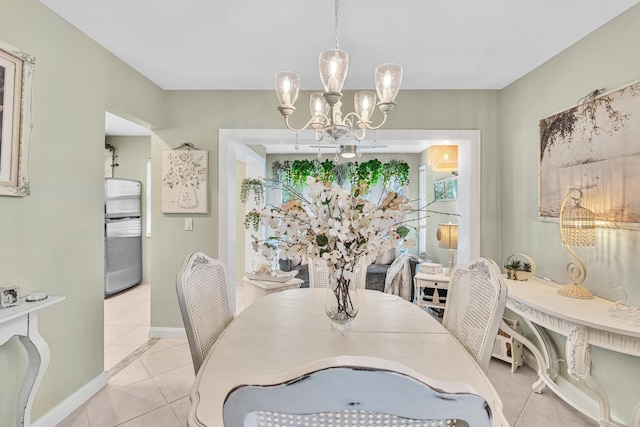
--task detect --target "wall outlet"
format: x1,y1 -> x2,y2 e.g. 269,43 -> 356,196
185,218 -> 193,231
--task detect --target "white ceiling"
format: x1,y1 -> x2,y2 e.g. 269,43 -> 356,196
51,0 -> 638,148
105,112 -> 151,136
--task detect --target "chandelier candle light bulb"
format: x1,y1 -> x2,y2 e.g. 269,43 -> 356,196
281,77 -> 291,106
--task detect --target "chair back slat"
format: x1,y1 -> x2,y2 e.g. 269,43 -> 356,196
223,356 -> 491,427
176,252 -> 233,373
443,258 -> 508,372
308,257 -> 367,289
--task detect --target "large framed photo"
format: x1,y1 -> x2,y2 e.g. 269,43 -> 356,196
0,40 -> 35,196
539,80 -> 640,228
161,145 -> 208,213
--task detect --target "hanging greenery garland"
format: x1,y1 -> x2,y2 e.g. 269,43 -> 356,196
271,158 -> 409,192
240,178 -> 265,205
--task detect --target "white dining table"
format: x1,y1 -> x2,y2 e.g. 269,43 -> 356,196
188,288 -> 508,427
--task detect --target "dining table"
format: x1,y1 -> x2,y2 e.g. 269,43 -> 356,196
188,288 -> 509,427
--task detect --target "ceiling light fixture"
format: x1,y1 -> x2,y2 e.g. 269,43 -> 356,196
428,145 -> 458,172
341,145 -> 357,159
275,0 -> 402,144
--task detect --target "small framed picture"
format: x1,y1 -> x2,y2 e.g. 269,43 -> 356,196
0,285 -> 20,308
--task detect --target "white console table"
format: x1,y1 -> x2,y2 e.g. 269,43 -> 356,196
0,296 -> 65,427
501,277 -> 640,427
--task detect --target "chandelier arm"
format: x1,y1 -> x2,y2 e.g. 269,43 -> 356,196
342,111 -> 389,131
283,113 -> 330,134
352,129 -> 366,142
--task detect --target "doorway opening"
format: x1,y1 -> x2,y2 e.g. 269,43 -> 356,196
103,111 -> 152,371
218,129 -> 481,311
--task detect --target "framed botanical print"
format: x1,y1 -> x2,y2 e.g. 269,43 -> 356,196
0,40 -> 35,196
161,144 -> 209,213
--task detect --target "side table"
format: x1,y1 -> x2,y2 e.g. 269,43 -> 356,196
242,276 -> 303,308
0,295 -> 65,427
413,271 -> 450,316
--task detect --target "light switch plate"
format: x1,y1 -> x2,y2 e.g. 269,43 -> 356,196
185,218 -> 193,231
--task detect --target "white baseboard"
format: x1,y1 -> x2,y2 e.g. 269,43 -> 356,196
149,327 -> 186,339
33,371 -> 108,427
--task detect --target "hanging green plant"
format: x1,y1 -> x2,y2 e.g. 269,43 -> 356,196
290,159 -> 318,187
270,157 -> 409,196
105,137 -> 119,168
272,160 -> 293,187
333,162 -> 350,186
244,209 -> 262,231
353,159 -> 383,194
316,159 -> 335,185
240,178 -> 265,205
384,159 -> 410,188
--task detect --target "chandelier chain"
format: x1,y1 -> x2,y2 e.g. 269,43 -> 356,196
334,0 -> 340,50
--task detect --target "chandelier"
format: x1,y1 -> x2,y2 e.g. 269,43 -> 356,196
275,0 -> 403,143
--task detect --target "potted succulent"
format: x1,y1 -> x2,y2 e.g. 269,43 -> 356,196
503,253 -> 536,281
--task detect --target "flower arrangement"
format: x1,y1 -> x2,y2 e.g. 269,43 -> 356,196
250,177 -> 416,327
255,177 -> 414,270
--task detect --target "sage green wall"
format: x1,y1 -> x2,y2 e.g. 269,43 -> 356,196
109,135 -> 152,283
151,89 -> 499,328
499,4 -> 640,305
0,0 -> 163,421
498,4 -> 640,422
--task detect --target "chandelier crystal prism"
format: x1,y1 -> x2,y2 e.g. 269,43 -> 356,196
275,0 -> 402,143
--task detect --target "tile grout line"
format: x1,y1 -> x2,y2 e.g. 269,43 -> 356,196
513,387 -> 534,427
108,338 -> 160,378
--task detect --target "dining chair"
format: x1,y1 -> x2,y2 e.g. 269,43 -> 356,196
308,257 -> 367,289
176,252 -> 233,374
223,355 -> 493,427
442,257 -> 508,373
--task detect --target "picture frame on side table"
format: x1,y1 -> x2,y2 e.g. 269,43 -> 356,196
0,40 -> 36,197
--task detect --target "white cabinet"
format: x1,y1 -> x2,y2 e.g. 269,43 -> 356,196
413,272 -> 450,319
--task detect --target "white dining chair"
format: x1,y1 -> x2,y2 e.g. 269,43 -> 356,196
308,257 -> 367,289
223,355 -> 493,427
443,257 -> 508,373
176,252 -> 233,373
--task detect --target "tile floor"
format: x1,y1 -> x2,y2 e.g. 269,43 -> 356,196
104,282 -> 152,371
58,282 -> 596,426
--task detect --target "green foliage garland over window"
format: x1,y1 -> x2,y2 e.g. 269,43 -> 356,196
271,159 -> 410,193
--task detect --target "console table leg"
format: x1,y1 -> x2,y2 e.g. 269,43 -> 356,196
16,312 -> 50,427
566,326 -> 620,427
499,319 -> 549,393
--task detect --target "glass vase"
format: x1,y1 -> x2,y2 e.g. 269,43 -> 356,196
324,275 -> 359,334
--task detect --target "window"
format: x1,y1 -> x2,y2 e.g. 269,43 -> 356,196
434,176 -> 458,201
146,158 -> 152,237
